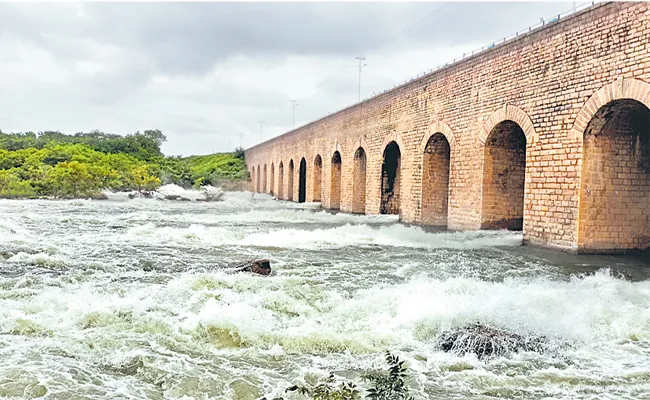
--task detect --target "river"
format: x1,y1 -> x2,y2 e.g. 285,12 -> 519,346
1,192 -> 649,399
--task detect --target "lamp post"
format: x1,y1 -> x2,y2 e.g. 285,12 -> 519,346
355,56 -> 367,102
290,100 -> 299,129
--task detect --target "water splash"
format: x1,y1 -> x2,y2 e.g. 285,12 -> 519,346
0,194 -> 649,399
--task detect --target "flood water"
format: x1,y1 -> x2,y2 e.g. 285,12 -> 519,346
1,192 -> 650,400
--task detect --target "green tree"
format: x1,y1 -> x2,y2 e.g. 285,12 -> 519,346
142,129 -> 167,147
45,161 -> 96,197
131,164 -> 161,192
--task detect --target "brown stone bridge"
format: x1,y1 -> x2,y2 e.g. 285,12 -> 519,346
244,2 -> 650,255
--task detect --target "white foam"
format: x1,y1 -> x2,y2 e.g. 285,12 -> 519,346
123,221 -> 521,250
101,184 -> 224,202
1,196 -> 650,399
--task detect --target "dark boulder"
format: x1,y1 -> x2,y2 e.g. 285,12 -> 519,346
128,191 -> 154,199
437,323 -> 551,359
233,259 -> 272,276
89,192 -> 109,200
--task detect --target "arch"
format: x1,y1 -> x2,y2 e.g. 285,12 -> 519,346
481,120 -> 527,230
569,77 -> 650,141
350,137 -> 371,161
256,165 -> 261,193
298,157 -> 307,203
578,98 -> 650,253
478,104 -> 537,147
419,120 -> 457,153
352,147 -> 367,214
250,168 -> 255,192
381,141 -> 401,215
421,133 -> 451,227
330,151 -> 342,210
288,159 -> 295,201
263,164 -> 267,194
380,132 -> 406,159
278,161 -> 284,199
313,154 -> 322,202
270,163 -> 275,196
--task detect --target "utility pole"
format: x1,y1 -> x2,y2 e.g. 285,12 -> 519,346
355,56 -> 367,102
290,100 -> 299,129
257,120 -> 265,142
239,132 -> 243,148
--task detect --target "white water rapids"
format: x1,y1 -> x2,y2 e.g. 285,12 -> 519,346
1,192 -> 650,399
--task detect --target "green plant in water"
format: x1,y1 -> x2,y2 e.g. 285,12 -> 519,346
361,352 -> 413,400
280,351 -> 413,400
286,374 -> 359,400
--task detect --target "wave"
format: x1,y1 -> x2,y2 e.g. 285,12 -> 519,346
1,263 -> 648,399
102,183 -> 224,202
124,221 -> 522,250
5,252 -> 68,268
175,269 -> 650,359
0,218 -> 32,245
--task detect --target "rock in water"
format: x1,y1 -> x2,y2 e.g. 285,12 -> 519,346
437,323 -> 550,359
235,259 -> 272,276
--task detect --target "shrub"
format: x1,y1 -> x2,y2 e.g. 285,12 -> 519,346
280,352 -> 414,400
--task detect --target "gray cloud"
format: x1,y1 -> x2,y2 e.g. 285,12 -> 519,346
0,2 -> 576,155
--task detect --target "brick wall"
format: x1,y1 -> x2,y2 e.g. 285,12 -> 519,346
578,99 -> 650,252
245,2 -> 650,254
381,142 -> 401,214
421,133 -> 451,226
481,121 -> 527,230
313,155 -> 322,202
330,152 -> 342,210
270,163 -> 275,196
288,160 -> 294,201
262,165 -> 267,193
352,148 -> 367,213
278,162 -> 284,199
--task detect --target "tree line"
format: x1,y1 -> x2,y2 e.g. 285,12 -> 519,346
0,129 -> 248,199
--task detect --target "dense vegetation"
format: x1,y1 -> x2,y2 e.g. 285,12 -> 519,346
0,129 -> 248,199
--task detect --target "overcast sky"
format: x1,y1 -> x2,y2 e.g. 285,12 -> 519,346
0,1 -> 578,156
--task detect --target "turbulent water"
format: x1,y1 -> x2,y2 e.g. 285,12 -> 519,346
1,192 -> 650,400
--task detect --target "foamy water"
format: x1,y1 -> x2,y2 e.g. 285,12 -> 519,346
1,193 -> 649,399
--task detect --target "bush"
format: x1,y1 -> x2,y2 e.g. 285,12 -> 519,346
281,352 -> 414,400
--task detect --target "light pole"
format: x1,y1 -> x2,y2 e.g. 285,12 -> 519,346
290,100 -> 299,129
355,56 -> 367,102
257,120 -> 264,142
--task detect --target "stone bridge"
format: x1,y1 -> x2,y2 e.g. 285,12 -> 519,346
244,2 -> 650,255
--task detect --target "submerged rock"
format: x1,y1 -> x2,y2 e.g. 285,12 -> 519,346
234,259 -> 272,276
437,323 -> 551,359
127,191 -> 155,199
0,251 -> 15,260
88,192 -> 109,200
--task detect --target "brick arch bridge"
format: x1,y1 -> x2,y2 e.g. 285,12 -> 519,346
246,2 -> 650,255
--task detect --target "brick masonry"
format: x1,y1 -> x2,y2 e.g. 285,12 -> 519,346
245,2 -> 650,254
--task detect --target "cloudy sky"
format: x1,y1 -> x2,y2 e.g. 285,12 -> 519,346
0,1 -> 578,156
